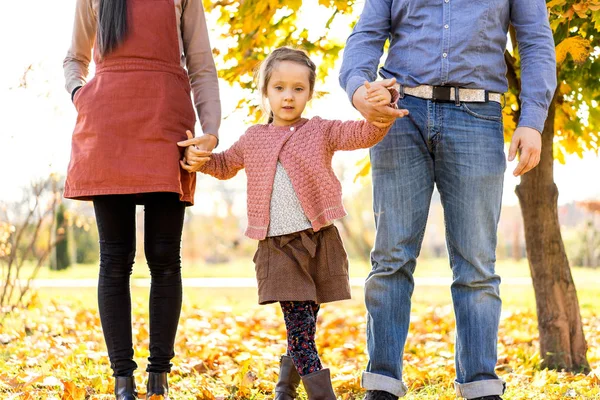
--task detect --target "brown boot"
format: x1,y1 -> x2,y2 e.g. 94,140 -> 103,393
301,368 -> 336,400
274,355 -> 301,399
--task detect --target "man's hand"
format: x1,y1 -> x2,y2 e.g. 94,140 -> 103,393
364,81 -> 393,107
353,78 -> 409,128
508,126 -> 542,176
177,131 -> 218,172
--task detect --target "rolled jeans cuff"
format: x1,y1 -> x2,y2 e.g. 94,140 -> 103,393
362,372 -> 408,397
454,379 -> 506,399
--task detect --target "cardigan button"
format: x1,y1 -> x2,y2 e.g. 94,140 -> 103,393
290,127 -> 295,131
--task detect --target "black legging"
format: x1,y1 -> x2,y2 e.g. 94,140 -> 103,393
93,193 -> 185,377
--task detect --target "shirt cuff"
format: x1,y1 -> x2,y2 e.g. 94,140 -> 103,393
66,79 -> 85,97
200,121 -> 220,144
345,75 -> 368,107
71,86 -> 82,102
204,133 -> 219,148
518,104 -> 549,134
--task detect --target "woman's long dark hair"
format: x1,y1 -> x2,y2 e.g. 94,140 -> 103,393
97,0 -> 128,57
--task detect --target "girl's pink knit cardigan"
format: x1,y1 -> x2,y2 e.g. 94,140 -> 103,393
199,117 -> 391,240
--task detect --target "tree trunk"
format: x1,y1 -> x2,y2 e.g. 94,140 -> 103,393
515,93 -> 590,373
50,203 -> 72,271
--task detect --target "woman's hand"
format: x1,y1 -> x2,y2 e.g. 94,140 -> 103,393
177,131 -> 217,172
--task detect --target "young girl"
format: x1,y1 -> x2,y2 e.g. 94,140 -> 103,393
179,47 -> 407,399
63,0 -> 220,398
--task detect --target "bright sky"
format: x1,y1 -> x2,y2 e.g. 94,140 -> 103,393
1,0 -> 598,208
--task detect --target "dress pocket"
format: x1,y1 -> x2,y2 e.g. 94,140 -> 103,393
72,78 -> 95,112
325,227 -> 349,276
253,241 -> 269,280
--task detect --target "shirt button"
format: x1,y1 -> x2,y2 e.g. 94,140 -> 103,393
444,0 -> 449,2
290,127 -> 295,131
443,53 -> 448,58
444,24 -> 449,29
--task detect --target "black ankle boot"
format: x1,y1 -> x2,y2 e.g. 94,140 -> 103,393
364,391 -> 398,400
114,376 -> 138,400
471,397 -> 502,400
146,372 -> 169,399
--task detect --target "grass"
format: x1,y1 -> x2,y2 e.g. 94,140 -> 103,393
31,278 -> 600,316
9,257 -> 599,315
15,257 -> 600,280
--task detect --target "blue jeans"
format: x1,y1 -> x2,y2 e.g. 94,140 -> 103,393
362,95 -> 506,399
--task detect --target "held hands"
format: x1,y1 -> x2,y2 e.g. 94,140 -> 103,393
508,126 -> 542,176
353,77 -> 409,128
364,81 -> 393,107
359,77 -> 541,176
177,130 -> 218,173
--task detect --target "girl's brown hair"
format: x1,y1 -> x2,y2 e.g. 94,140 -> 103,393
255,47 -> 317,123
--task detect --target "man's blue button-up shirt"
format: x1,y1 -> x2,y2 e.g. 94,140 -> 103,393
340,0 -> 557,133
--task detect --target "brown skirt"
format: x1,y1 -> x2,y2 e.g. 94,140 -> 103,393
253,224 -> 352,305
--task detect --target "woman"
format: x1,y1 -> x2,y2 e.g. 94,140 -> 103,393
63,0 -> 220,398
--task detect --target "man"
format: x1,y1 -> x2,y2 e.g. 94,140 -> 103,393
339,1 -> 556,399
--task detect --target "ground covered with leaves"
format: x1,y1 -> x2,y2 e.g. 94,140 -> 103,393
0,294 -> 599,399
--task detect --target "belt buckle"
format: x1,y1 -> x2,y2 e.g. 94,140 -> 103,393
432,86 -> 452,102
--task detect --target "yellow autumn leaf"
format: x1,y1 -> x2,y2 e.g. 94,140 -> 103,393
563,136 -> 580,155
17,375 -> 43,391
554,146 -> 567,164
353,155 -> 371,183
547,0 -> 567,8
563,6 -> 575,19
572,2 -> 590,18
555,36 -> 592,65
333,0 -> 350,12
89,375 -> 104,392
61,381 -> 86,400
559,81 -> 572,95
590,368 -> 600,385
2,295 -> 598,398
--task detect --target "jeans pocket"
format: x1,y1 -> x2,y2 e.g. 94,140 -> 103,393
253,241 -> 269,280
461,102 -> 503,122
325,227 -> 349,276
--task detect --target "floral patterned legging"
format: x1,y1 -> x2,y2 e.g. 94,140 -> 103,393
280,301 -> 323,376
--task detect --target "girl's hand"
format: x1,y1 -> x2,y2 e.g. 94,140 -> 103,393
364,80 -> 393,107
177,130 -> 216,172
